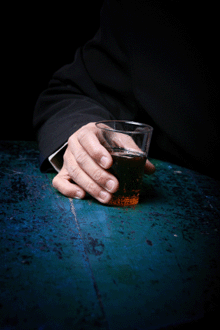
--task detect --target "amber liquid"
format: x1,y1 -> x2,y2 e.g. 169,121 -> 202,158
108,149 -> 146,206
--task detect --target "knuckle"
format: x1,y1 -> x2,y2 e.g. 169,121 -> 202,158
77,127 -> 89,142
93,169 -> 104,182
75,152 -> 87,167
91,145 -> 103,160
85,181 -> 99,195
68,165 -> 81,181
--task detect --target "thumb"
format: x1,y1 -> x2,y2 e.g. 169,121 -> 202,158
144,159 -> 156,175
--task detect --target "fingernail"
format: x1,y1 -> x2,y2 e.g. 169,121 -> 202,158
75,191 -> 83,199
106,180 -> 115,192
100,156 -> 108,168
99,190 -> 109,201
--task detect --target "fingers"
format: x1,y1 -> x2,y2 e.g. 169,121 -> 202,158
111,132 -> 142,153
52,123 -> 119,204
53,158 -> 155,203
52,168 -> 86,200
75,124 -> 113,169
64,147 -> 119,204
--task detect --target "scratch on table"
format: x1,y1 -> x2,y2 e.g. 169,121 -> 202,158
69,198 -> 77,217
0,169 -> 24,175
68,198 -> 109,329
69,198 -> 81,233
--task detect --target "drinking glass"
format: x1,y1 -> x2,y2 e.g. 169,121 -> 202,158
96,120 -> 153,206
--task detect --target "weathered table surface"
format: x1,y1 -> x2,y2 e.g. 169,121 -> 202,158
0,141 -> 219,330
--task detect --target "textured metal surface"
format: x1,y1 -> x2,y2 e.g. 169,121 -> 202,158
0,141 -> 219,330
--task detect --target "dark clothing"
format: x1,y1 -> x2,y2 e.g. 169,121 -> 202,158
34,0 -> 219,178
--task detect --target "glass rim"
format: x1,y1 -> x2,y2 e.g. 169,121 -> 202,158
95,120 -> 153,134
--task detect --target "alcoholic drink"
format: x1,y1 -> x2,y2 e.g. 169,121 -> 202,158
108,148 -> 146,206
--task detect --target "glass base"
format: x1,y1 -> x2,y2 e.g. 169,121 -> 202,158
108,194 -> 139,207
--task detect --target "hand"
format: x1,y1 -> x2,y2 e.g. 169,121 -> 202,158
52,123 -> 155,204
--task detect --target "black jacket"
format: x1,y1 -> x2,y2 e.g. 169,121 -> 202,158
34,0 -> 219,178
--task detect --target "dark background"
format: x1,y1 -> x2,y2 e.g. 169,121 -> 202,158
1,1 -> 103,141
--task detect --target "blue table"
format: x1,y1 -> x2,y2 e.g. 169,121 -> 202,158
0,141 -> 219,330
